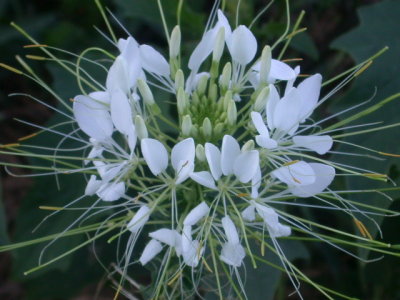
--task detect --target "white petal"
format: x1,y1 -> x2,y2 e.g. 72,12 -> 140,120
290,163 -> 335,197
139,239 -> 162,265
205,143 -> 222,180
268,59 -> 296,81
266,84 -> 280,131
183,202 -> 210,226
176,160 -> 195,184
217,10 -> 232,40
220,242 -> 246,267
73,95 -> 113,141
89,91 -> 110,105
97,181 -> 125,201
222,216 -> 239,244
233,150 -> 260,183
190,171 -> 217,190
149,228 -> 180,247
272,88 -> 302,134
292,135 -> 333,155
255,135 -> 278,149
270,224 -> 292,238
272,161 -> 316,187
85,175 -> 102,195
171,138 -> 195,170
242,205 -> 256,221
251,166 -> 262,199
297,74 -> 322,121
139,44 -> 170,77
110,89 -> 134,136
188,29 -> 215,71
141,138 -> 168,176
127,205 -> 150,233
251,111 -> 269,137
181,225 -> 192,253
117,37 -> 139,53
221,135 -> 241,176
101,163 -> 125,182
106,56 -> 130,93
182,239 -> 202,267
227,25 -> 257,65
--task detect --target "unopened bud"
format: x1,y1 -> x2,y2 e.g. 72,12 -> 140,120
260,46 -> 271,84
214,123 -> 224,137
197,74 -> 209,95
213,27 -> 225,62
223,91 -> 232,110
177,88 -> 188,114
181,115 -> 193,136
202,117 -> 212,139
242,140 -> 255,152
169,25 -> 181,59
175,69 -> 184,91
208,83 -> 218,102
254,86 -> 270,111
137,79 -> 154,105
196,144 -> 206,162
227,100 -> 237,126
220,62 -> 231,90
135,115 -> 148,139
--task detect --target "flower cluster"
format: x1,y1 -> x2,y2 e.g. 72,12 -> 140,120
2,2 -> 399,299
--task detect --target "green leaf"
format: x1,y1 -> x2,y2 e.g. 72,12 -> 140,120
330,0 -> 400,256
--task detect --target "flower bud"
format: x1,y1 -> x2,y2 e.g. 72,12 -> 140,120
181,115 -> 193,136
213,27 -> 225,62
137,79 -> 154,105
135,115 -> 148,139
169,25 -> 181,59
196,144 -> 206,162
214,123 -> 224,137
254,86 -> 270,111
220,62 -> 231,91
260,46 -> 271,84
223,90 -> 232,110
197,74 -> 209,95
242,139 -> 255,152
227,100 -> 237,126
202,117 -> 212,139
177,87 -> 188,114
174,69 -> 184,91
208,83 -> 218,102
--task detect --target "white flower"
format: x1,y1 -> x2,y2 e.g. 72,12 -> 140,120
220,216 -> 246,267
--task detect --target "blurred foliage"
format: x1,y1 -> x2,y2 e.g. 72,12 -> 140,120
0,0 -> 399,299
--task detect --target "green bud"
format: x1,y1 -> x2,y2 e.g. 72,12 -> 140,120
177,87 -> 188,115
137,79 -> 154,105
181,115 -> 193,136
169,25 -> 181,59
197,74 -> 209,95
214,123 -> 224,137
227,100 -> 237,126
208,83 -> 218,102
254,86 -> 270,111
195,144 -> 206,162
213,27 -> 225,62
220,62 -> 231,91
135,115 -> 148,139
191,124 -> 199,137
174,69 -> 184,91
223,90 -> 232,110
260,46 -> 271,84
242,139 -> 255,152
202,117 -> 212,139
